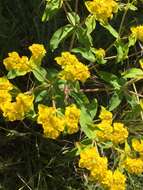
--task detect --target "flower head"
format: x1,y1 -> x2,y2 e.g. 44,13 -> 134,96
99,106 -> 113,124
85,0 -> 118,22
123,157 -> 143,174
65,104 -> 80,134
29,44 -> 46,62
37,104 -> 65,139
3,52 -> 31,74
131,25 -> 143,42
55,52 -> 90,82
102,170 -> 126,190
111,122 -> 128,144
132,138 -> 143,154
0,77 -> 13,91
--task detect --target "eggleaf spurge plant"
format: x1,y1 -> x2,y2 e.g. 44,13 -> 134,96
1,0 -> 143,189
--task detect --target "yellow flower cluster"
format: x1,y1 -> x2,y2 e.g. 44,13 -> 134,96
3,44 -> 46,75
37,104 -> 80,139
94,48 -> 106,59
131,25 -> 143,42
102,170 -> 126,190
95,107 -> 128,144
123,157 -> 143,174
132,138 -> 143,155
55,52 -> 90,82
121,138 -> 143,175
3,52 -> 31,74
29,44 -> 46,63
79,147 -> 126,190
65,104 -> 80,134
0,77 -> 13,109
1,93 -> 34,121
85,0 -> 118,22
37,104 -> 65,139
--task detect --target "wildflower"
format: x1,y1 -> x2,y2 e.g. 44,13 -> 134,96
65,104 -> 80,134
90,156 -> 108,182
16,93 -> 34,113
102,170 -> 126,190
85,0 -> 118,22
0,91 -> 12,110
95,121 -> 113,142
29,44 -> 46,63
55,52 -> 90,82
111,122 -> 128,144
94,48 -> 105,59
79,147 -> 99,170
3,52 -> 31,74
1,101 -> 25,121
1,93 -> 34,121
37,104 -> 65,139
123,157 -> 143,174
131,25 -> 143,42
55,52 -> 78,67
0,77 -> 13,91
132,138 -> 143,155
99,106 -> 113,124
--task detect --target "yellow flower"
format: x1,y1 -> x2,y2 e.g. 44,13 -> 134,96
37,104 -> 65,139
79,147 -> 108,174
96,121 -> 113,142
111,122 -> 128,144
85,0 -> 118,22
131,25 -> 143,42
123,157 -> 143,174
132,138 -> 143,155
79,147 -> 98,170
55,52 -> 90,82
94,48 -> 106,59
0,77 -> 13,91
55,52 -> 78,67
16,93 -> 34,113
3,52 -> 31,74
0,91 -> 12,110
1,101 -> 25,121
1,93 -> 34,121
102,170 -> 126,190
99,106 -> 113,124
29,44 -> 46,61
65,104 -> 80,134
90,156 -> 108,182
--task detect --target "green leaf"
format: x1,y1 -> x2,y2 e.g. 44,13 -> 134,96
50,24 -> 74,51
128,34 -> 136,47
98,71 -> 121,90
32,66 -> 47,82
127,3 -> 137,11
80,106 -> 95,139
67,12 -> 80,26
109,91 -> 123,111
115,40 -> 129,63
75,26 -> 93,48
71,47 -> 96,62
35,90 -> 48,103
85,15 -> 96,34
42,0 -> 63,22
87,98 -> 98,119
7,70 -> 28,79
122,68 -> 143,79
70,91 -> 89,106
101,22 -> 119,38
